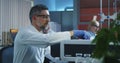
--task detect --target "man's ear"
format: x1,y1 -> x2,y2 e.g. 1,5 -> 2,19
32,16 -> 36,20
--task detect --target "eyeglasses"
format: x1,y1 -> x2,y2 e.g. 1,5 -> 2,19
93,25 -> 99,28
36,15 -> 50,19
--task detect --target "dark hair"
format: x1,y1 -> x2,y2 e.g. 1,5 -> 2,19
29,4 -> 48,23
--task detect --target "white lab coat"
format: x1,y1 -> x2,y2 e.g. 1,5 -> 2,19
13,25 -> 71,63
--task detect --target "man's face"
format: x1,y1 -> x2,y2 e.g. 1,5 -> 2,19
33,10 -> 50,30
91,24 -> 99,33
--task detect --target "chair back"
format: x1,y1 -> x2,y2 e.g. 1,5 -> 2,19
0,46 -> 14,63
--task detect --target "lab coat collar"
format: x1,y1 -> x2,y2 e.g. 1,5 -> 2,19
28,24 -> 41,32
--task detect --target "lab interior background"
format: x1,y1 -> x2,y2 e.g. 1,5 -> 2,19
0,0 -> 120,46
0,0 -> 120,63
0,0 -> 120,60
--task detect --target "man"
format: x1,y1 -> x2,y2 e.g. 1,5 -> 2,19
87,20 -> 100,40
13,4 -> 90,63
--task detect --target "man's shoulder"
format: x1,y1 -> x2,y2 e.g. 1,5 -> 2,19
17,25 -> 32,33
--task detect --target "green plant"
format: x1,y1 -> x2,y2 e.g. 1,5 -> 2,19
92,13 -> 120,59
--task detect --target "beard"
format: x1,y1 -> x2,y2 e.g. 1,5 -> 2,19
40,24 -> 49,34
40,25 -> 45,30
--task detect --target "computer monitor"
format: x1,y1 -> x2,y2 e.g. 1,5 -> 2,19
60,40 -> 94,62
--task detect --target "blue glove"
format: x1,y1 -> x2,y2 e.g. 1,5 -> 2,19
73,30 -> 91,39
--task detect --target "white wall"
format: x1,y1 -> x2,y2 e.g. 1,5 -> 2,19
0,0 -> 32,45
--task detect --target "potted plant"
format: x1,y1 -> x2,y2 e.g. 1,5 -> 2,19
92,13 -> 120,63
